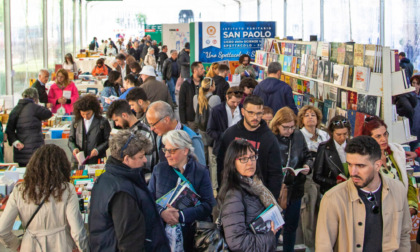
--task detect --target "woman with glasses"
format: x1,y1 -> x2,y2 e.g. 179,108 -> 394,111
313,115 -> 351,194
361,116 -> 418,216
218,139 -> 280,251
270,107 -> 312,252
148,130 -> 215,252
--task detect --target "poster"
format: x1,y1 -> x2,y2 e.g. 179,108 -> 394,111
144,24 -> 162,44
197,21 -> 276,63
162,24 -> 190,52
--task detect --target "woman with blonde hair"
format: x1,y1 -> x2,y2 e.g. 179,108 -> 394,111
206,62 -> 219,78
48,68 -> 79,114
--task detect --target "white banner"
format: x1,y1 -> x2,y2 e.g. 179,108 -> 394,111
202,22 -> 221,49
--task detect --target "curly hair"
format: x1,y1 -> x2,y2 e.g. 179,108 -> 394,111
21,144 -> 71,204
297,105 -> 322,129
239,77 -> 257,91
239,54 -> 251,64
73,94 -> 102,122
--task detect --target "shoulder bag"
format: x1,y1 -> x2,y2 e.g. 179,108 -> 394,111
278,140 -> 292,210
18,199 -> 45,238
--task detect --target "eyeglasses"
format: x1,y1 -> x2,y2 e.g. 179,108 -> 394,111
372,131 -> 389,140
236,155 -> 258,163
120,133 -> 136,158
150,117 -> 165,128
331,119 -> 350,127
244,109 -> 263,117
227,90 -> 244,95
366,192 -> 380,214
280,125 -> 296,131
162,148 -> 180,155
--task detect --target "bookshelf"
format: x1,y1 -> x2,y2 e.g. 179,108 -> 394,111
253,41 -> 416,145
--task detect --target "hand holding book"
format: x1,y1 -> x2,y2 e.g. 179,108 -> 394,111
161,205 -> 179,226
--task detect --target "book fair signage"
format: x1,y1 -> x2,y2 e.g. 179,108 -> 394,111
198,21 -> 276,63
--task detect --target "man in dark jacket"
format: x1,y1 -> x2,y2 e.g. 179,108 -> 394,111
128,40 -> 141,61
89,130 -> 170,252
6,88 -> 52,166
162,50 -> 180,104
399,52 -> 414,79
31,69 -> 51,108
152,40 -> 159,61
217,95 -> 283,198
140,40 -> 151,61
253,61 -> 298,114
140,66 -> 173,106
213,64 -> 230,102
158,45 -> 169,72
178,61 -> 204,131
178,42 -> 191,79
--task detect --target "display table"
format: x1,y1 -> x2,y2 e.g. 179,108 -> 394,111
76,56 -> 114,73
46,78 -> 104,94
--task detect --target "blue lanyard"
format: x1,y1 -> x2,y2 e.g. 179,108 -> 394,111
173,168 -> 198,194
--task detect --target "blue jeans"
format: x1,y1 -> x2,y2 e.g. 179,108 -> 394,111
167,77 -> 177,103
282,198 -> 302,252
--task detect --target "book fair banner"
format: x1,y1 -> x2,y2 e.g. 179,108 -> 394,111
194,21 -> 276,63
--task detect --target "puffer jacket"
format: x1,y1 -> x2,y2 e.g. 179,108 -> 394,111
68,116 -> 111,165
313,138 -> 345,194
220,188 -> 277,252
6,99 -> 52,165
276,130 -> 313,200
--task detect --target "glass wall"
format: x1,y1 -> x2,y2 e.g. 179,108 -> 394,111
323,0 -> 350,42
47,0 -> 62,72
350,0 -> 380,44
64,0 -> 74,56
0,0 -> 5,94
10,0 -> 44,96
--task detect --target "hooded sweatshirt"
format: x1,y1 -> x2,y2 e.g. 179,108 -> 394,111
253,77 -> 298,114
216,118 -> 283,199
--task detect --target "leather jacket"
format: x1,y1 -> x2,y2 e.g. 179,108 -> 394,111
313,138 -> 346,194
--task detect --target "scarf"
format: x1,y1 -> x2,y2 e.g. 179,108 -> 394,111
239,175 -> 280,210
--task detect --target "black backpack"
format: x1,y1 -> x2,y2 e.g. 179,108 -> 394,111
89,42 -> 95,50
195,95 -> 213,132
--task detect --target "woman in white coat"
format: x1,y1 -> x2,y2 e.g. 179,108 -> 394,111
0,144 -> 89,251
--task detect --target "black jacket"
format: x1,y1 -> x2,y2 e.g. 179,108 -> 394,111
213,75 -> 230,102
162,57 -> 180,81
158,52 -> 168,71
152,44 -> 159,60
206,102 -> 243,153
68,116 -> 111,165
276,130 -> 313,200
128,47 -> 141,61
400,57 -> 414,79
179,77 -> 201,124
32,80 -> 49,105
217,119 -> 283,199
89,156 -> 170,252
313,139 -> 345,194
395,92 -> 417,127
6,99 -> 52,165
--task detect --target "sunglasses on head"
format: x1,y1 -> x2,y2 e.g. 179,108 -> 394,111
331,119 -> 350,127
228,90 -> 244,95
366,192 -> 380,214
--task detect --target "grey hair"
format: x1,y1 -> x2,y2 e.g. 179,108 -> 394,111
148,47 -> 154,52
110,130 -> 152,161
22,88 -> 39,101
148,101 -> 175,120
267,62 -> 282,74
38,69 -> 49,76
162,130 -> 195,155
170,50 -> 177,54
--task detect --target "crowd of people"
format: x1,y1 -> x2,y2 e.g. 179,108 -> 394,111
0,35 -> 419,252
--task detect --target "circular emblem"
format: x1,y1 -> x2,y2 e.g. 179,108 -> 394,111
206,40 -> 211,44
212,40 -> 217,44
207,26 -> 216,36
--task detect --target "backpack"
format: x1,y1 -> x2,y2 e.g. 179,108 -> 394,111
195,95 -> 213,132
89,42 -> 95,50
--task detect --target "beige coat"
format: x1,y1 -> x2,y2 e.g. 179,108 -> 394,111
0,183 -> 89,251
315,174 -> 411,252
144,54 -> 157,69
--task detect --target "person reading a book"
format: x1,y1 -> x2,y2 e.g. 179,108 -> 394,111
270,106 -> 312,252
0,144 -> 89,251
48,68 -> 79,114
297,105 -> 330,251
91,58 -> 108,77
68,94 -> 111,169
148,130 -> 215,252
100,70 -> 122,112
89,130 -> 170,251
313,115 -> 351,194
234,54 -> 256,80
316,136 -> 412,252
361,116 -> 418,216
217,139 -> 280,251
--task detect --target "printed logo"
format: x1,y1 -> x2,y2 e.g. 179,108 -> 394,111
212,40 -> 217,44
207,26 -> 216,36
206,40 -> 211,44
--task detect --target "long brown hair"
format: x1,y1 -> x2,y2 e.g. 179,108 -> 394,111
198,77 -> 213,114
56,68 -> 70,87
21,144 -> 71,204
206,63 -> 219,78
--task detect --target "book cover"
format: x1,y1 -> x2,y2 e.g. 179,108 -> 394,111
327,86 -> 338,101
328,108 -> 336,124
317,60 -> 325,80
294,44 -> 302,57
312,59 -> 319,79
310,42 -> 318,56
347,65 -> 354,88
283,56 -> 291,72
303,80 -> 309,93
347,91 -> 358,110
316,42 -> 323,58
279,54 -> 285,68
357,93 -> 368,114
291,78 -> 298,92
293,94 -> 303,109
282,167 -> 310,176
296,57 -> 301,74
306,56 -> 314,77
340,90 -> 348,109
291,57 -> 298,74
285,75 -> 291,86
323,61 -> 332,82
250,204 -> 284,234
285,43 -> 294,56
365,95 -> 381,117
309,81 -> 317,97
336,43 -> 346,64
353,66 -> 370,91
302,94 -> 310,106
170,184 -> 201,210
322,99 -> 335,124
354,44 -> 365,67
297,79 -> 303,93
262,52 -> 268,66
306,44 -> 312,55
300,54 -> 308,76
394,50 -> 400,71
321,42 -> 330,61
329,62 -> 335,83
354,112 -> 368,137
345,42 -> 355,65
274,42 -> 280,54
364,44 -> 376,71
347,109 -> 357,137
330,42 -> 339,63
333,64 -> 344,85
317,82 -> 324,101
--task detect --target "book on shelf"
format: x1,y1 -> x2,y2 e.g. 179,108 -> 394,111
392,105 -> 397,122
341,65 -> 349,87
374,45 -> 382,73
293,44 -> 301,57
310,42 -> 317,56
403,118 -> 411,140
322,99 -> 336,124
280,42 -> 286,55
337,43 -> 346,64
316,43 -> 323,58
279,54 -> 285,68
302,94 -> 310,106
347,66 -> 354,88
317,82 -> 324,101
297,79 -> 304,93
356,94 -> 381,117
312,59 -> 319,79
296,57 -> 301,75
283,56 -> 292,72
364,44 -> 376,71
340,90 -> 348,109
306,55 -> 314,78
291,57 -> 298,74
317,60 -> 325,80
321,42 -> 330,61
354,44 -> 365,67
333,64 -> 344,86
274,42 -> 280,54
353,66 -> 371,91
324,61 -> 332,82
294,94 -> 303,109
249,204 -> 284,234
330,42 -> 339,63
285,43 -> 293,56
347,91 -> 358,110
354,111 -> 369,137
347,110 -> 357,137
345,42 -> 355,65
282,167 -> 310,176
300,54 -> 308,76
337,107 -> 348,117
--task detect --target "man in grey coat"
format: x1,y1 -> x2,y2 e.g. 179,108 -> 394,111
178,42 -> 190,80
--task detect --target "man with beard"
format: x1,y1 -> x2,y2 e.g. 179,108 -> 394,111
316,136 -> 411,252
107,100 -> 157,171
126,87 -> 150,126
234,54 -> 256,79
216,95 -> 283,199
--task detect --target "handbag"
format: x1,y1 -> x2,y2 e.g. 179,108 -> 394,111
278,139 -> 292,210
194,205 -> 229,252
